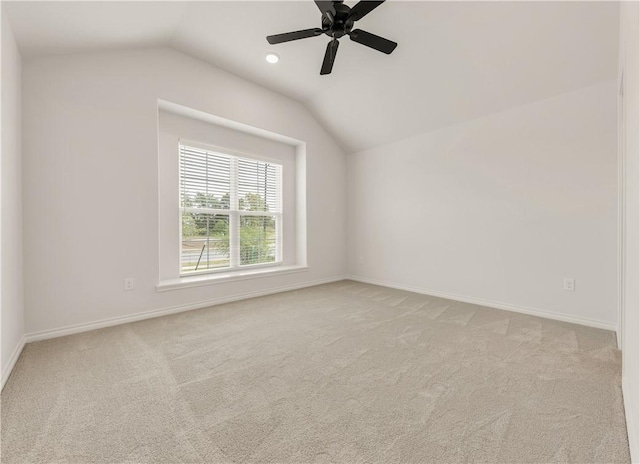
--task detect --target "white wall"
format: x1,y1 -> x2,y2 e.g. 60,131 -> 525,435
22,47 -> 346,336
1,12 -> 25,386
347,80 -> 618,329
620,2 -> 640,461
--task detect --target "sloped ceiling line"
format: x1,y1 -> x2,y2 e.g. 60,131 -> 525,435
4,1 -> 619,153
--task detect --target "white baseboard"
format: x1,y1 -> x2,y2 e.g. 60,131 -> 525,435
2,335 -> 26,390
346,274 -> 617,332
623,377 -> 639,463
25,275 -> 346,343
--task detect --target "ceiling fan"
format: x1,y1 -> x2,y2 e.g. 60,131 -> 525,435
266,0 -> 397,75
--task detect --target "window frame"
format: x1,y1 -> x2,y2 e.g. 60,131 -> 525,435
178,140 -> 283,277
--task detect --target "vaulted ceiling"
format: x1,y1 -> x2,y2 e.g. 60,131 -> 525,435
4,1 -> 620,153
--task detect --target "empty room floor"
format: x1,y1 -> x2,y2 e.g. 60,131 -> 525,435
1,281 -> 630,463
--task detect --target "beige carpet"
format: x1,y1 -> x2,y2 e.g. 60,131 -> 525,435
1,281 -> 630,463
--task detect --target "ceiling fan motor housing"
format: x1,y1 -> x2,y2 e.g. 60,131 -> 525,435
322,3 -> 355,38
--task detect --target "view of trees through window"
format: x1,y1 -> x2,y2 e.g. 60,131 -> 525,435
179,145 -> 281,274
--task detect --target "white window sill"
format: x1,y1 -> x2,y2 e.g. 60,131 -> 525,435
156,265 -> 309,292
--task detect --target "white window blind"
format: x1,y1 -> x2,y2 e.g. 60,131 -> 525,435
179,143 -> 282,275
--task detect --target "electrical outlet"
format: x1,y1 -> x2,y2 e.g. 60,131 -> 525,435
358,256 -> 364,264
124,278 -> 135,291
563,278 -> 575,291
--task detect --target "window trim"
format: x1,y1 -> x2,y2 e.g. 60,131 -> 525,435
178,139 -> 283,277
156,264 -> 309,292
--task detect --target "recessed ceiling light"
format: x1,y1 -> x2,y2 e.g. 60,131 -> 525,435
265,53 -> 280,64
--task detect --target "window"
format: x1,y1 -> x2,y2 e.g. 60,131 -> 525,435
179,143 -> 282,275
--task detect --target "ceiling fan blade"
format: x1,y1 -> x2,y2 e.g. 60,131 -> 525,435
320,39 -> 340,75
267,28 -> 324,45
314,0 -> 337,21
349,29 -> 397,54
347,0 -> 385,21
